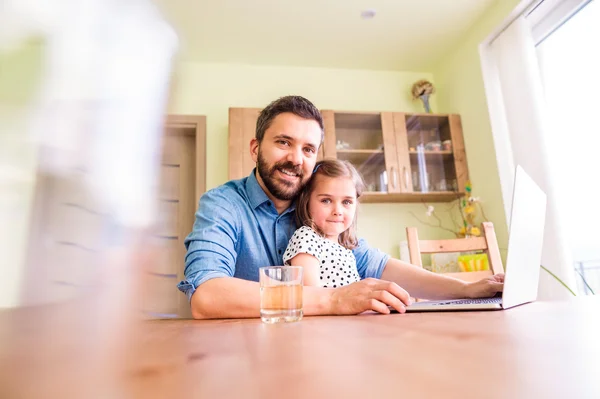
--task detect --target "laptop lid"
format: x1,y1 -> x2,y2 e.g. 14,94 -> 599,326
501,165 -> 547,309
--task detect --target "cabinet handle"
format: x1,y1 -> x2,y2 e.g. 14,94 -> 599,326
403,166 -> 409,191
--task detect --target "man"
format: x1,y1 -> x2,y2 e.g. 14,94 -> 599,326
178,95 -> 503,319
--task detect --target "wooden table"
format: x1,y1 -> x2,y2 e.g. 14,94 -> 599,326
1,297 -> 599,398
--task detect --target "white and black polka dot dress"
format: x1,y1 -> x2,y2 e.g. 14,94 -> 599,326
282,226 -> 361,288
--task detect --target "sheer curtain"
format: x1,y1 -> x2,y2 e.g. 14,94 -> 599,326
481,14 -> 576,299
536,0 -> 600,294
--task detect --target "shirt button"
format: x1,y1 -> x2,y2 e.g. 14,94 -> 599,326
278,249 -> 282,254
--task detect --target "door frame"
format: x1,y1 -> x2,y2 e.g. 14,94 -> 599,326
165,115 -> 206,204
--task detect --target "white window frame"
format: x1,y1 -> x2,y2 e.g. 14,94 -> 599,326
527,0 -> 593,45
478,0 -> 593,223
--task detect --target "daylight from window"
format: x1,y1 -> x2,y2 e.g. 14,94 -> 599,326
536,0 -> 600,294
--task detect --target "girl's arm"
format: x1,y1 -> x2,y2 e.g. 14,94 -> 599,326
288,253 -> 321,286
380,258 -> 502,299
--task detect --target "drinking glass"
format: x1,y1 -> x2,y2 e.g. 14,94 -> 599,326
259,266 -> 303,324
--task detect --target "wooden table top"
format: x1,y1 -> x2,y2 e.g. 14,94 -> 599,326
1,297 -> 599,398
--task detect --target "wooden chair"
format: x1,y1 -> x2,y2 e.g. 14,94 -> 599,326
406,222 -> 505,285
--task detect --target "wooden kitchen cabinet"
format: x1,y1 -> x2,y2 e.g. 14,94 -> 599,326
321,110 -> 469,203
229,107 -> 469,203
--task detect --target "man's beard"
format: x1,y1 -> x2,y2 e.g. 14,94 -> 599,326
257,150 -> 305,201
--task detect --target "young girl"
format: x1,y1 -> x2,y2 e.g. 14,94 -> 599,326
283,159 -> 364,288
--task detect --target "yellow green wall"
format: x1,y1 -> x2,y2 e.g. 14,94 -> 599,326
169,62 -> 459,258
432,0 -> 522,257
0,39 -> 43,307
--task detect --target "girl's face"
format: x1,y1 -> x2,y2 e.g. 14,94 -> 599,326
308,175 -> 357,242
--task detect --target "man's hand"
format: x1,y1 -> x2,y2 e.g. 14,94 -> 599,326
464,274 -> 504,298
329,278 -> 411,315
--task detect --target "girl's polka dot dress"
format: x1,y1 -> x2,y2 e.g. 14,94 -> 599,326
283,226 -> 360,288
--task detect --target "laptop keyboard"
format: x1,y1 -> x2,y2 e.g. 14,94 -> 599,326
428,297 -> 503,306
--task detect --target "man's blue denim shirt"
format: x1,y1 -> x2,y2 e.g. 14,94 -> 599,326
177,170 -> 390,301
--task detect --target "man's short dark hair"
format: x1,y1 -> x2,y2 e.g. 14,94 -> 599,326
255,96 -> 324,143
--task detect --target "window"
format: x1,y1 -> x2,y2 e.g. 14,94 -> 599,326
532,0 -> 599,295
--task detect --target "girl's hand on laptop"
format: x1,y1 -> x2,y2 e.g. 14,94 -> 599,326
464,274 -> 504,298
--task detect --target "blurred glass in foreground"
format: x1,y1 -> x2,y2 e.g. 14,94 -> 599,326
0,0 -> 178,397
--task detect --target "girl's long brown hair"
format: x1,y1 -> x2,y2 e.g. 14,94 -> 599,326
295,159 -> 365,249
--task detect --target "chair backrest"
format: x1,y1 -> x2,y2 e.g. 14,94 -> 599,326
406,222 -> 505,284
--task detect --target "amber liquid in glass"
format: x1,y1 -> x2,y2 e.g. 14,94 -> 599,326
260,284 -> 303,323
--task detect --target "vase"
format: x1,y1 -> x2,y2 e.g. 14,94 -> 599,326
419,94 -> 431,113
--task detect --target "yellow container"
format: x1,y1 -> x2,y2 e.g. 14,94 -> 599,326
457,254 -> 489,272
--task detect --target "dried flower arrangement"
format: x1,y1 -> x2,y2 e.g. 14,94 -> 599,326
411,79 -> 436,113
411,79 -> 435,99
410,181 -> 488,238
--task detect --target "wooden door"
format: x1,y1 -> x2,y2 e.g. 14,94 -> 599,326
144,115 -> 206,319
449,114 -> 469,193
20,169 -> 108,306
393,113 -> 414,193
321,110 -> 337,160
380,112 -> 402,193
229,108 -> 261,180
20,115 -> 205,317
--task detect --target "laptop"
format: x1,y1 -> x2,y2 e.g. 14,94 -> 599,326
403,165 -> 547,312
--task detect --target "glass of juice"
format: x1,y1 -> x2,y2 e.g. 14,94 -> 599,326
259,266 -> 303,324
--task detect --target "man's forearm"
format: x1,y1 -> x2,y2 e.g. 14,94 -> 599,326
190,277 -> 333,319
380,258 -> 467,300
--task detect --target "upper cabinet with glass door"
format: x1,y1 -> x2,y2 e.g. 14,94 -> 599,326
228,107 -> 469,203
321,110 -> 468,203
321,111 -> 402,197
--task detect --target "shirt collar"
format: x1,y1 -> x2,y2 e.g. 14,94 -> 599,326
246,169 -> 296,214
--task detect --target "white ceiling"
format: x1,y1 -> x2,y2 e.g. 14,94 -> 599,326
154,0 -> 499,71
